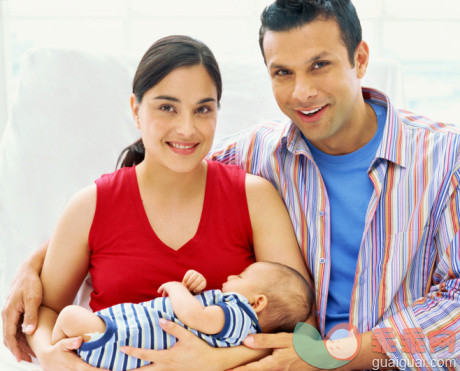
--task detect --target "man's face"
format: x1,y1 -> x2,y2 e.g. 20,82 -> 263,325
262,18 -> 369,154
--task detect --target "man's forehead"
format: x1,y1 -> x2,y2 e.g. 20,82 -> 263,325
262,21 -> 346,67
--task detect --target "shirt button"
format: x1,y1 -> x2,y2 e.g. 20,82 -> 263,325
319,257 -> 326,264
319,210 -> 324,217
316,310 -> 320,316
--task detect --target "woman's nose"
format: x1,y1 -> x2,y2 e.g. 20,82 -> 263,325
176,115 -> 196,137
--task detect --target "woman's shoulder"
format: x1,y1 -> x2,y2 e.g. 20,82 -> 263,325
67,184 -> 97,214
96,166 -> 134,186
245,173 -> 277,195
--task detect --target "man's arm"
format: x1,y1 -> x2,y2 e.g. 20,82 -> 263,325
372,169 -> 460,368
1,239 -> 48,362
158,282 -> 225,335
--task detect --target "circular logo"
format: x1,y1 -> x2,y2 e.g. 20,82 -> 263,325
324,323 -> 362,361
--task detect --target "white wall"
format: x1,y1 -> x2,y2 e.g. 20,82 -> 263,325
0,1 -> 8,134
0,0 -> 459,131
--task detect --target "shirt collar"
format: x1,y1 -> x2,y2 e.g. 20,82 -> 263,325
281,87 -> 407,168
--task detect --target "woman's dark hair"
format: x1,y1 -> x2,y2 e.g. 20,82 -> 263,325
117,35 -> 222,168
259,0 -> 362,66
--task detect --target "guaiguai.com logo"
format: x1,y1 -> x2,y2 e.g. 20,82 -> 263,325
293,322 -> 362,369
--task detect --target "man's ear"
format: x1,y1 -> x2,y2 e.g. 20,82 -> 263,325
354,40 -> 369,79
251,294 -> 268,313
130,94 -> 141,129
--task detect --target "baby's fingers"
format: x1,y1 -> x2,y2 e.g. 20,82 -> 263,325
183,273 -> 200,288
194,280 -> 206,293
182,270 -> 198,284
157,285 -> 167,296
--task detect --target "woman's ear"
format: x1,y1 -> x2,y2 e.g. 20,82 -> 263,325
251,294 -> 268,313
130,94 -> 141,129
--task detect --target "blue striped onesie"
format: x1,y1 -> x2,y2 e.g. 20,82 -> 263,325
77,290 -> 261,370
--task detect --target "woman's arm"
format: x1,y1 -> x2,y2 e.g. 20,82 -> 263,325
245,174 -> 311,284
26,185 -> 97,368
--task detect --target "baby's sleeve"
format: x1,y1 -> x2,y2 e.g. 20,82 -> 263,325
212,295 -> 260,346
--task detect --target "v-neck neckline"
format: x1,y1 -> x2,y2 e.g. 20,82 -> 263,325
129,160 -> 214,255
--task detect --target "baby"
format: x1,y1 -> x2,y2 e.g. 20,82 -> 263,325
52,262 -> 313,370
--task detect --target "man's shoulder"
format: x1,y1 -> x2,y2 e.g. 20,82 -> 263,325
397,108 -> 460,137
213,120 -> 290,156
238,120 -> 288,143
396,109 -> 460,167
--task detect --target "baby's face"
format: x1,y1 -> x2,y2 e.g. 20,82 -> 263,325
221,263 -> 269,299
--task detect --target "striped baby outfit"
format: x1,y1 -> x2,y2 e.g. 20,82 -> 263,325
77,290 -> 260,370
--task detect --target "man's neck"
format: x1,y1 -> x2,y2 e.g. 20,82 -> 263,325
307,99 -> 378,156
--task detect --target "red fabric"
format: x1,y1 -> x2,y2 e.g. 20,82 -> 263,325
88,160 -> 254,311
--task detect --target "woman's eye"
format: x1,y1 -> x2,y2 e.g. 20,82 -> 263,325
159,104 -> 174,112
196,106 -> 211,114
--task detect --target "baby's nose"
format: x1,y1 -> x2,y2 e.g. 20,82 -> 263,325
227,275 -> 237,281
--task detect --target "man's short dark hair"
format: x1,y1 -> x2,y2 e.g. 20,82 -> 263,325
259,0 -> 362,66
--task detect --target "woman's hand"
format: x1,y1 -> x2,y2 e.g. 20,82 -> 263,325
1,241 -> 48,362
37,336 -> 106,371
121,319 -> 221,370
182,270 -> 207,293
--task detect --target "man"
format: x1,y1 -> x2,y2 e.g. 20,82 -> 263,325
3,0 -> 459,370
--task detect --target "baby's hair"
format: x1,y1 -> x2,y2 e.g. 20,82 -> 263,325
260,262 -> 314,333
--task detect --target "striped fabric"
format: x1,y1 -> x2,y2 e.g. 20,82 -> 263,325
77,290 -> 260,371
210,88 -> 460,369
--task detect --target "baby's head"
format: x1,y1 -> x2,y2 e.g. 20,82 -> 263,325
222,262 -> 314,333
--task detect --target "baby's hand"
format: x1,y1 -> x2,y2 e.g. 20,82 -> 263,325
157,282 -> 183,297
182,270 -> 207,294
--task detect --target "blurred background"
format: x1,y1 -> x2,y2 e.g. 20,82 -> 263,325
0,0 -> 459,133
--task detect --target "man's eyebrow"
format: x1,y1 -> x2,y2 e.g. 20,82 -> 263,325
269,52 -> 333,70
307,52 -> 332,64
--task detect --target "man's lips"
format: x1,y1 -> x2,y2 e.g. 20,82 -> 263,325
295,104 -> 328,123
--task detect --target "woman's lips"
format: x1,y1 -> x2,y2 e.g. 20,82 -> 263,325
167,141 -> 199,155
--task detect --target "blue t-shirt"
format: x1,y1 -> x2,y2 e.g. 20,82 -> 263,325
304,101 -> 387,335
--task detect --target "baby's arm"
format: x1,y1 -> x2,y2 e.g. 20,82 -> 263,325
157,282 -> 225,335
51,305 -> 105,345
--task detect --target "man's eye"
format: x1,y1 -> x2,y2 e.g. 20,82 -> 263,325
160,105 -> 174,112
313,61 -> 329,70
275,69 -> 291,76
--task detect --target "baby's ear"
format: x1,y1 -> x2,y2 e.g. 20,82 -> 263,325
252,294 -> 268,313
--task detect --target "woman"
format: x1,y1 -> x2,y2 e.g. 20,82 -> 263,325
7,35 -> 310,370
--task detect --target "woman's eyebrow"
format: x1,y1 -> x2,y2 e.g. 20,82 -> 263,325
154,95 -> 180,102
153,96 -> 216,104
198,98 -> 216,104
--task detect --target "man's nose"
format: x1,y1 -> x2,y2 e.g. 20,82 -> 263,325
292,75 -> 317,102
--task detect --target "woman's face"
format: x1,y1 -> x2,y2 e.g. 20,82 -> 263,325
131,64 -> 218,174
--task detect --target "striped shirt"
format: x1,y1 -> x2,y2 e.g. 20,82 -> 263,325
77,290 -> 260,371
210,88 -> 460,369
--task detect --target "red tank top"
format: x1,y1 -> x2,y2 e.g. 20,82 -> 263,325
88,160 -> 255,311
